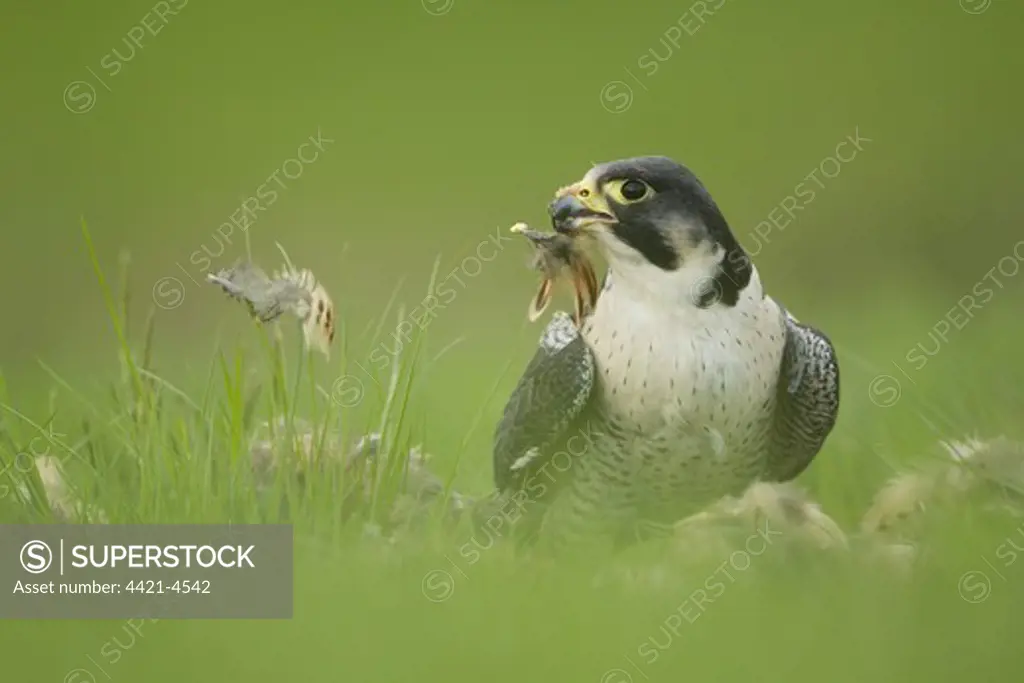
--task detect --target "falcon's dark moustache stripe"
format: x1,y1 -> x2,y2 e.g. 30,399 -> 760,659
697,201 -> 751,309
610,220 -> 679,271
609,210 -> 751,308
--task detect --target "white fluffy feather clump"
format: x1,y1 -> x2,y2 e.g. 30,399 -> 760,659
862,435 -> 1024,537
596,435 -> 1024,591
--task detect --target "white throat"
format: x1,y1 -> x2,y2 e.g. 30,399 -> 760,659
595,239 -> 764,320
579,254 -> 785,447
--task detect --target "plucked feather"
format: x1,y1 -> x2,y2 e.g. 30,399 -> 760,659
207,256 -> 335,358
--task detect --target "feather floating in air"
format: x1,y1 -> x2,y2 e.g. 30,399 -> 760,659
206,247 -> 335,358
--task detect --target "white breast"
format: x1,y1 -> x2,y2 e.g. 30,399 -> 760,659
579,266 -> 787,504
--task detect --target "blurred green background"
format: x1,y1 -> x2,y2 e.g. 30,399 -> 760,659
2,0 -> 1022,452
2,0 -> 1023,680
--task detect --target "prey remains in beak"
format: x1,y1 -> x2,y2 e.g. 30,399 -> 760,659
549,184 -> 616,236
510,222 -> 599,327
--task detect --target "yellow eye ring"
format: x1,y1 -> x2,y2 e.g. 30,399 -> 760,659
605,178 -> 652,204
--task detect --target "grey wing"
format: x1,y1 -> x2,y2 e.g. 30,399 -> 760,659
207,261 -> 311,323
493,312 -> 596,493
764,310 -> 840,482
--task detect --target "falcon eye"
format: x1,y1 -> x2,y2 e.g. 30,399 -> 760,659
620,179 -> 648,201
603,178 -> 652,205
621,180 -> 646,200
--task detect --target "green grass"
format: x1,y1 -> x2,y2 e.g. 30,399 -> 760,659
3,226 -> 1024,683
2,0 -> 1021,678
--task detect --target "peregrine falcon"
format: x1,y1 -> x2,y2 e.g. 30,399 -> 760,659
492,156 -> 840,549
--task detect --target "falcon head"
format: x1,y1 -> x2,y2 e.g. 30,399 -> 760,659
548,156 -> 752,307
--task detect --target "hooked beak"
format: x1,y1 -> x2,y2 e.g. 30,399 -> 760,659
548,189 -> 616,236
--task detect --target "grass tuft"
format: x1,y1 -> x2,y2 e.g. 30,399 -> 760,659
3,230 -> 1024,682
